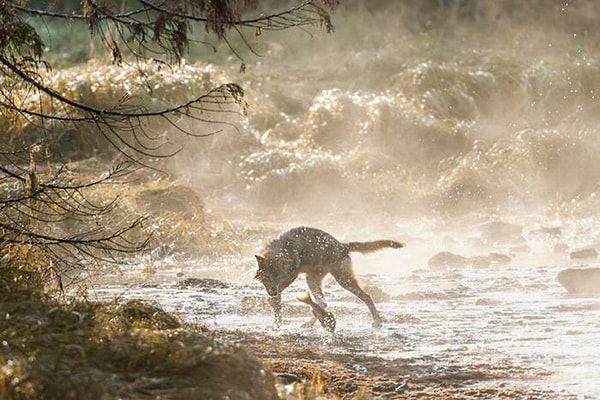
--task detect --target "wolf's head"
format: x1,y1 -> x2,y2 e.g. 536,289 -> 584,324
254,254 -> 296,296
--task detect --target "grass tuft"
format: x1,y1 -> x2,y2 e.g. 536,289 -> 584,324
0,258 -> 278,399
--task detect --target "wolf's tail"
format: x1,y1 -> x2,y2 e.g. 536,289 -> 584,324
345,240 -> 404,254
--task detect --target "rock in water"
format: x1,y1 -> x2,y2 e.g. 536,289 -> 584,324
569,247 -> 598,260
363,285 -> 391,303
428,252 -> 468,269
176,278 -> 229,290
556,267 -> 600,294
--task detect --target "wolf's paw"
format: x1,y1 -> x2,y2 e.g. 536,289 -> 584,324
372,319 -> 383,329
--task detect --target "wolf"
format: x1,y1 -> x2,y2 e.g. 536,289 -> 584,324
254,226 -> 403,328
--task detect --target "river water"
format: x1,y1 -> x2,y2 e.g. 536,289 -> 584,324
90,215 -> 600,399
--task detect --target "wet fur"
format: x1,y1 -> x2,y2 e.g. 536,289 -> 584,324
254,226 -> 403,328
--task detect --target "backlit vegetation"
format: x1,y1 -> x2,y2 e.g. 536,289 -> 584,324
1,1 -> 338,399
3,1 -> 600,398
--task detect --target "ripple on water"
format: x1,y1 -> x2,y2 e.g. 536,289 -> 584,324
90,259 -> 600,398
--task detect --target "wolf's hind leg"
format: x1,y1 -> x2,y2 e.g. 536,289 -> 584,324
301,273 -> 327,328
331,257 -> 383,328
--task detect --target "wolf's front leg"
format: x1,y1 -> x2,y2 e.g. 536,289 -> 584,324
268,294 -> 282,328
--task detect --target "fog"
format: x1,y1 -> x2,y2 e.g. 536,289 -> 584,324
95,2 -> 600,398
165,3 -> 600,226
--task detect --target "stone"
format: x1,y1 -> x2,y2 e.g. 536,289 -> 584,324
556,268 -> 600,294
569,247 -> 598,260
428,252 -> 468,269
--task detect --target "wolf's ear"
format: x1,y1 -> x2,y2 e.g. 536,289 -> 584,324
255,254 -> 265,264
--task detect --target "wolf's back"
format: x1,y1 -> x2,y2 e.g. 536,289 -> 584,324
344,240 -> 404,254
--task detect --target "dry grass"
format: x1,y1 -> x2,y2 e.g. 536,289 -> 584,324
3,59 -> 236,161
0,167 -> 276,399
0,260 -> 278,400
125,178 -> 243,258
58,164 -> 243,261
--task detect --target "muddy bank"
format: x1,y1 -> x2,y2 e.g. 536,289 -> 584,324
0,261 -> 278,400
220,330 -> 567,399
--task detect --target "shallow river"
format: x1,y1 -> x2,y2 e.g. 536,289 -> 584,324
90,219 -> 600,399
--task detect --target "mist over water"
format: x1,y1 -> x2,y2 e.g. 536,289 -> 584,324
164,6 -> 600,236
168,3 -> 600,225
95,3 -> 600,398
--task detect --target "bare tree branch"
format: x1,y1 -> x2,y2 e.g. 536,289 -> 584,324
0,0 -> 337,289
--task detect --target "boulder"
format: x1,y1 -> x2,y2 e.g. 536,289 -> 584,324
428,251 -> 512,270
469,256 -> 491,269
489,252 -> 512,264
556,268 -> 600,294
569,247 -> 598,260
177,278 -> 229,290
363,285 -> 391,303
428,252 -> 468,269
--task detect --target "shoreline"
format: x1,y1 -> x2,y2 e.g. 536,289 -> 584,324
219,329 -> 570,399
